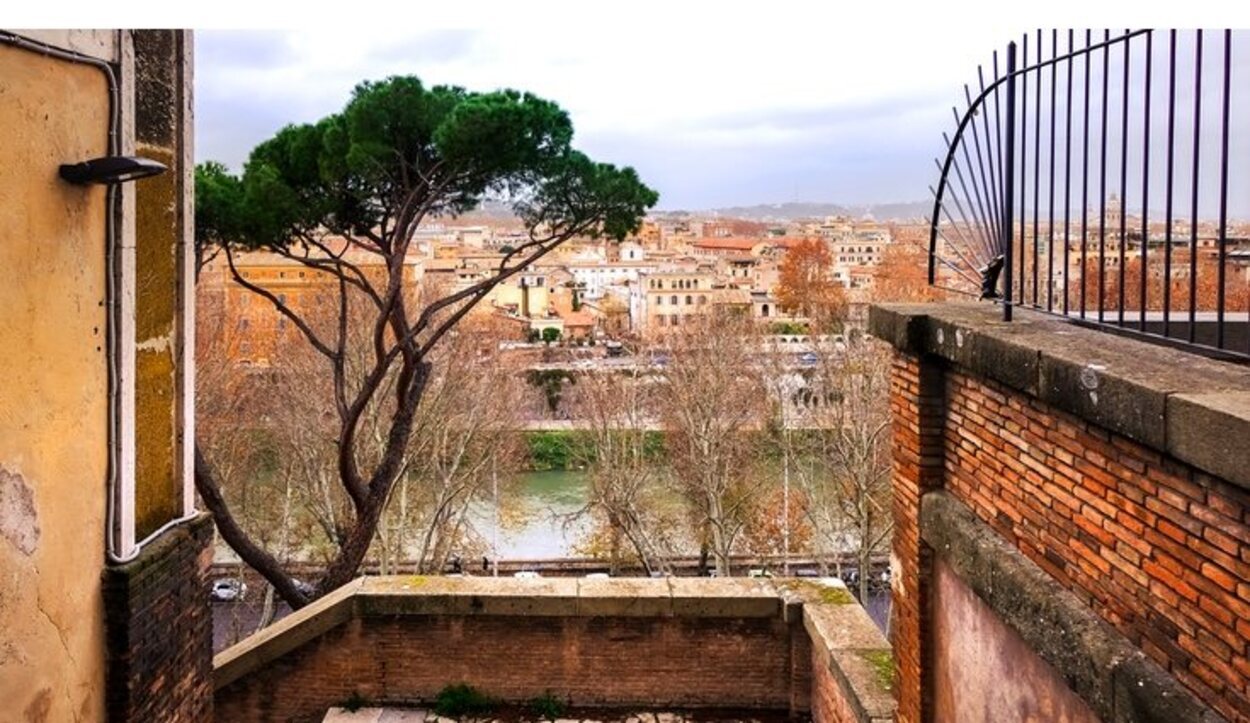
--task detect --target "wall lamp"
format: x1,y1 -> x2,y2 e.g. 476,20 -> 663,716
60,155 -> 167,185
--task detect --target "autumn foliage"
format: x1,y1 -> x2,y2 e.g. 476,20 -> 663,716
774,239 -> 848,329
872,243 -> 946,303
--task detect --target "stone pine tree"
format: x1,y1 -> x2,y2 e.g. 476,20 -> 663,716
194,76 -> 657,608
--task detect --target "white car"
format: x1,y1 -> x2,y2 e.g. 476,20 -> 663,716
210,578 -> 247,602
513,571 -> 541,579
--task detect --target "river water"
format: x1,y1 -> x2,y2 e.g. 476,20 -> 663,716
481,469 -> 593,559
486,470 -> 890,632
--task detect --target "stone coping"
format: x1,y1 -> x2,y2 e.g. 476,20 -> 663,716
213,576 -> 896,722
921,491 -> 1220,723
869,302 -> 1250,492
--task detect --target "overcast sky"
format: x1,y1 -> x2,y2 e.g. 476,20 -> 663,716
193,19 -> 1024,211
191,7 -> 1250,213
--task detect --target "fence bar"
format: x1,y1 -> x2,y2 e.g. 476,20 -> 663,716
1033,29 -> 1043,306
1048,29 -> 1058,311
1118,30 -> 1130,326
1140,31 -> 1152,331
1217,29 -> 1231,348
1189,30 -> 1203,343
1021,33 -> 1029,306
1064,29 -> 1074,316
1164,30 -> 1176,337
1099,29 -> 1110,323
1004,41 -> 1017,321
1081,29 -> 1092,319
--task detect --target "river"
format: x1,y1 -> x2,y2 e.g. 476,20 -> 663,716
479,469 -> 593,559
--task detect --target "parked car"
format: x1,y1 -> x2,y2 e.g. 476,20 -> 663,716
748,568 -> 773,579
584,572 -> 610,580
513,571 -> 541,579
794,569 -> 821,578
798,351 -> 819,366
210,578 -> 247,602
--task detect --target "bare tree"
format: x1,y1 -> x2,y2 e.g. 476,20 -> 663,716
659,311 -> 769,576
567,360 -> 669,575
796,333 -> 893,599
401,325 -> 525,573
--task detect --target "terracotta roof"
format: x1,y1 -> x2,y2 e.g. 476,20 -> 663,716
691,237 -> 763,251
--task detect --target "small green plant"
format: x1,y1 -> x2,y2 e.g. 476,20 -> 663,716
541,326 -> 561,344
342,690 -> 370,712
434,683 -> 496,718
528,690 -> 567,720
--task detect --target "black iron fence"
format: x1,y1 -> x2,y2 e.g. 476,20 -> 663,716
929,29 -> 1250,360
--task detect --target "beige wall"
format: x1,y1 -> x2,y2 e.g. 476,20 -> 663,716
0,42 -> 111,723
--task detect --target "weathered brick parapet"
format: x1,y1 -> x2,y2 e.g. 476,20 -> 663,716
103,513 -> 214,723
872,302 -> 1248,722
212,576 -> 894,723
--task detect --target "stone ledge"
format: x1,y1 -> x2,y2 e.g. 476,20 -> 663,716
212,575 -> 895,723
869,303 -> 1250,491
213,578 -> 362,690
214,577 -> 790,693
920,490 -> 1222,723
799,583 -> 895,723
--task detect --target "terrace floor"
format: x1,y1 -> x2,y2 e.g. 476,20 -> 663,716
323,707 -> 794,723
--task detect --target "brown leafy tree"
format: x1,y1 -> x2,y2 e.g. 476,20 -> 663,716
774,238 -> 848,329
873,243 -> 946,303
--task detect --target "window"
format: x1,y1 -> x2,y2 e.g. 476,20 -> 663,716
670,295 -> 678,305
657,296 -> 664,306
685,295 -> 692,305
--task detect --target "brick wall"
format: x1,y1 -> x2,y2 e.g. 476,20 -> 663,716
875,303 -> 1250,723
889,354 -> 944,723
212,578 -> 894,723
103,514 -> 213,722
940,368 -> 1250,721
217,613 -> 793,722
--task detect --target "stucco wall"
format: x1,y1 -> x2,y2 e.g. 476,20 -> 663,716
0,41 -> 111,723
931,559 -> 1099,723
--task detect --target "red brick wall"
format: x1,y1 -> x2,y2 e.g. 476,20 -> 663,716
103,514 -> 214,723
889,354 -> 944,723
929,366 -> 1250,721
216,614 -> 799,722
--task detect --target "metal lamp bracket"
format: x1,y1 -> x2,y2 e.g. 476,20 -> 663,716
59,156 -> 167,185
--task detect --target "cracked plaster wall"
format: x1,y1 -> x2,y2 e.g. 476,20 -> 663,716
0,38 -> 113,723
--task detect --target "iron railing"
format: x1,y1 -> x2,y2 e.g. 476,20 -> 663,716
928,29 -> 1249,360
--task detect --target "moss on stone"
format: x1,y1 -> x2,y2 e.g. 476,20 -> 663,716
819,586 -> 856,605
860,649 -> 894,691
778,579 -> 856,605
